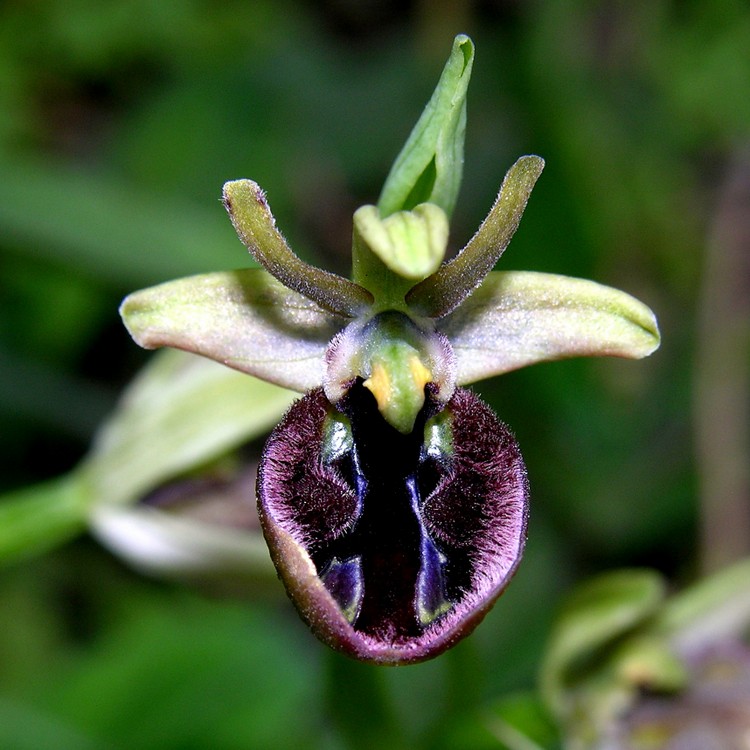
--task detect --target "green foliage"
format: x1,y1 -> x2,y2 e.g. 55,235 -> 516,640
1,1 -> 749,747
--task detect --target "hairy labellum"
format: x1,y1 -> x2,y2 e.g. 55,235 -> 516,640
258,385 -> 529,664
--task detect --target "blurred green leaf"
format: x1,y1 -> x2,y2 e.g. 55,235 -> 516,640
540,569 -> 665,715
85,349 -> 295,508
0,697 -> 100,750
0,156 -> 247,288
651,557 -> 750,652
34,598 -> 321,750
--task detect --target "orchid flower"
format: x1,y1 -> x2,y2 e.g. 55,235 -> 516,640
120,35 -> 659,664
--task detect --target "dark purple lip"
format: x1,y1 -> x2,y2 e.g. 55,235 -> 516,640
257,386 -> 529,664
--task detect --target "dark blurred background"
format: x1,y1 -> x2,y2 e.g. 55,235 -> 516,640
1,1 -> 748,748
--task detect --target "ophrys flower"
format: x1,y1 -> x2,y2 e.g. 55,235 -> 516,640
120,36 -> 659,664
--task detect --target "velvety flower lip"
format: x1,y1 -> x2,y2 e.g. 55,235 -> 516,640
258,386 -> 528,665
118,34 -> 660,663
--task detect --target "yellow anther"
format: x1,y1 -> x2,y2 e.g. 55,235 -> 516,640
363,354 -> 434,433
363,361 -> 391,412
409,356 -> 432,393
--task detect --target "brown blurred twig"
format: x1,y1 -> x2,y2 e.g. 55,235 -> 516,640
694,148 -> 750,573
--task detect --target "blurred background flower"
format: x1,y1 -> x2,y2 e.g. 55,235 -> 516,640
0,1 -> 748,748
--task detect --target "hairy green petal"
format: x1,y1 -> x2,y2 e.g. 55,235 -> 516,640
120,269 -> 345,392
223,179 -> 372,316
377,34 -> 474,218
408,156 -> 545,318
440,271 -> 660,384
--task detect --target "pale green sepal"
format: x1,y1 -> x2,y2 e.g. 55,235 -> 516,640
223,179 -> 372,316
377,34 -> 474,218
440,271 -> 660,385
407,156 -> 545,318
91,503 -> 277,588
353,203 -> 448,281
121,268 -> 345,393
84,349 -> 296,508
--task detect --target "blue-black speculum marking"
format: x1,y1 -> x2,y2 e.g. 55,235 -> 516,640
258,377 -> 529,659
317,382 -> 453,637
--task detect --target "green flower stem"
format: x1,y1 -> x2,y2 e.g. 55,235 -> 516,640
324,651 -> 408,750
0,473 -> 89,565
351,219 -> 417,313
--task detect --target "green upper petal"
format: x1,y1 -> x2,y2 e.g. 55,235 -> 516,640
440,270 -> 660,385
407,156 -> 545,318
120,268 -> 345,392
223,179 -> 372,316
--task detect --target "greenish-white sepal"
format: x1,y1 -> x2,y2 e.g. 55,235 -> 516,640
223,179 -> 372,316
85,349 -> 296,507
353,203 -> 448,281
90,502 -> 276,584
121,268 -> 345,392
440,271 -> 661,385
407,156 -> 545,318
377,34 -> 474,219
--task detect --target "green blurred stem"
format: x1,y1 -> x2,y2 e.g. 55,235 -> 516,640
324,652 -> 408,750
0,473 -> 89,565
694,148 -> 750,573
